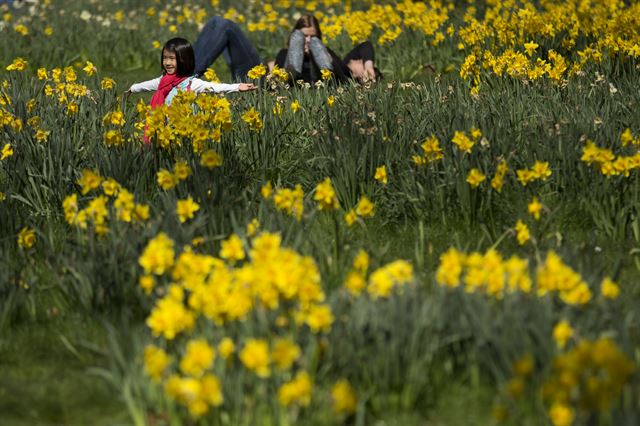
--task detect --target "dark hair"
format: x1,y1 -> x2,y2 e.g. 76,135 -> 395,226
161,37 -> 195,77
293,15 -> 322,40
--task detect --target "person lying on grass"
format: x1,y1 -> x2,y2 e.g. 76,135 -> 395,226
184,15 -> 381,86
126,37 -> 256,108
273,14 -> 382,85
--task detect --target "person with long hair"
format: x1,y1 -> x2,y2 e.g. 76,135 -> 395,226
127,37 -> 256,108
274,15 -> 381,85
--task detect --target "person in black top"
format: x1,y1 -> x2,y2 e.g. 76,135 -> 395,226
273,15 -> 382,85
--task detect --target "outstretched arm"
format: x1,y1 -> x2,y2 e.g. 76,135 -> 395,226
127,77 -> 161,93
190,78 -> 256,93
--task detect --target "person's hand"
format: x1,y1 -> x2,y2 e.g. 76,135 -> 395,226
364,60 -> 377,82
239,83 -> 257,92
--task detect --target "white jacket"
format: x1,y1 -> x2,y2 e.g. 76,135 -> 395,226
128,77 -> 241,94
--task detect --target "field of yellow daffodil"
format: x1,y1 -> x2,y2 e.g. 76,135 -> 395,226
2,0 -> 640,425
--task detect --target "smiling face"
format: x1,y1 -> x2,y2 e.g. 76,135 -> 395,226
300,26 -> 317,54
162,49 -> 177,75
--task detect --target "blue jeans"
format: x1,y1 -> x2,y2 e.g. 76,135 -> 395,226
193,17 -> 261,82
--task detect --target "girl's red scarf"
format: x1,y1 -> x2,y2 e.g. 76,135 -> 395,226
144,73 -> 188,144
149,73 -> 188,109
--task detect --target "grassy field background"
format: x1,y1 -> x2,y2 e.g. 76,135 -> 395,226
2,0 -> 640,424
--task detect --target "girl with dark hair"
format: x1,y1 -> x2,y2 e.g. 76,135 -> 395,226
127,37 -> 256,108
273,15 -> 382,85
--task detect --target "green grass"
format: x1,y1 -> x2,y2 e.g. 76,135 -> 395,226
2,0 -> 640,424
0,316 -> 128,425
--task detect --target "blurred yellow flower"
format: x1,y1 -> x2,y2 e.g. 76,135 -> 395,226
176,197 -> 200,223
14,24 -> 28,36
421,135 -> 444,163
552,320 -> 573,349
190,236 -> 205,247
531,161 -> 552,180
25,98 -> 40,113
203,68 -> 220,82
374,165 -> 388,184
220,234 -> 245,262
345,209 -> 357,227
82,61 -> 97,76
139,275 -> 156,295
271,338 -> 301,370
200,150 -> 223,169
620,128 -> 634,147
451,131 -> 474,153
77,169 -> 102,195
344,271 -> 366,296
156,169 -> 177,190
273,185 -> 304,220
278,371 -> 312,407
100,77 -> 115,90
537,252 -> 591,305
164,373 -> 222,417
101,178 -> 120,196
514,220 -> 530,245
327,95 -> 335,107
600,277 -> 620,299
103,130 -> 124,147
240,338 -> 271,378
6,57 -> 27,72
37,68 -> 48,80
1,144 -> 14,160
173,160 -> 192,181
466,168 -> 486,188
247,64 -> 267,79
512,354 -> 534,377
272,101 -> 283,116
139,233 -> 175,276
368,260 -> 414,299
18,226 -> 36,249
247,218 -> 260,237
144,345 -> 171,382
218,338 -> 235,360
305,304 -> 334,333
261,180 -> 273,199
314,177 -> 339,211
355,196 -> 374,218
103,110 -> 125,127
331,379 -> 358,414
491,160 -> 508,192
524,41 -> 539,56
517,169 -> 536,186
412,154 -> 426,166
528,197 -> 542,220
353,249 -> 369,273
66,102 -> 78,116
270,65 -> 289,82
548,402 -> 574,426
180,339 -> 215,377
241,107 -> 263,131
